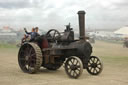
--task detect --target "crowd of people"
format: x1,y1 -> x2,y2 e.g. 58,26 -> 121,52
21,27 -> 40,43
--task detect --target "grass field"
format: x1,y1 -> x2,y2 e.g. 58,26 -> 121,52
93,41 -> 128,67
0,43 -> 16,48
0,40 -> 128,85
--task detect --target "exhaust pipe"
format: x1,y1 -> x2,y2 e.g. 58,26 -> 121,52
78,11 -> 86,40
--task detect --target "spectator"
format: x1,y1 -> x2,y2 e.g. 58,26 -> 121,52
35,27 -> 40,36
21,34 -> 27,43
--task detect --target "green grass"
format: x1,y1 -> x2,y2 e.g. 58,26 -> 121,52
0,44 -> 18,58
0,43 -> 17,48
101,56 -> 128,63
91,40 -> 128,67
100,40 -> 123,44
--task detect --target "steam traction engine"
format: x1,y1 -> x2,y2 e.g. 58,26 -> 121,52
18,11 -> 103,78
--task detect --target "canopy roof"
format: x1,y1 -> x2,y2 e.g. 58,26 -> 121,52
114,27 -> 128,35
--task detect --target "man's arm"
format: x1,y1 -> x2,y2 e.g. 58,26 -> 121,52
24,28 -> 31,34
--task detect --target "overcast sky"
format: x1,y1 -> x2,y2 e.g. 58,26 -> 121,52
0,0 -> 128,31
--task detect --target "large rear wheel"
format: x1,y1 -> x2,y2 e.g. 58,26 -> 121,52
18,43 -> 42,74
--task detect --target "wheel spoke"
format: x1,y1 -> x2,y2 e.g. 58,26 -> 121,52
29,48 -> 32,53
88,65 -> 91,67
93,68 -> 95,73
20,50 -> 25,54
67,64 -> 71,67
19,58 -> 26,61
90,58 -> 94,63
97,63 -> 101,65
73,72 -> 76,77
68,68 -> 71,73
93,58 -> 96,63
89,60 -> 93,64
94,68 -> 98,73
73,70 -> 78,77
76,65 -> 80,68
76,60 -> 78,65
76,68 -> 80,72
95,58 -> 97,63
31,53 -> 36,57
74,59 -> 77,64
26,45 -> 29,51
72,59 -> 75,64
68,61 -> 73,65
92,68 -> 95,73
70,70 -> 73,74
96,66 -> 101,70
95,68 -> 99,72
74,70 -> 78,75
90,67 -> 93,71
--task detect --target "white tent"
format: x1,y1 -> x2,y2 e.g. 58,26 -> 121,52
114,27 -> 128,35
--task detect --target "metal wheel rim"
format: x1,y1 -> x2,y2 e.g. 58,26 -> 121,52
65,56 -> 83,79
18,43 -> 42,74
87,56 -> 103,75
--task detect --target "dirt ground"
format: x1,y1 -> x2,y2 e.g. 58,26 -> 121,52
0,41 -> 128,85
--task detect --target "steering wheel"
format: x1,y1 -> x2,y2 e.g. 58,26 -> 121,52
46,29 -> 61,41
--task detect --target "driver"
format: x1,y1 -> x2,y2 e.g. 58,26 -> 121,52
24,28 -> 37,42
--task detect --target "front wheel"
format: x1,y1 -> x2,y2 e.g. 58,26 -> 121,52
64,56 -> 83,79
86,56 -> 103,75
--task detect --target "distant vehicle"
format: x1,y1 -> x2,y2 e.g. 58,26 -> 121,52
123,37 -> 128,48
86,33 -> 95,43
89,36 -> 95,43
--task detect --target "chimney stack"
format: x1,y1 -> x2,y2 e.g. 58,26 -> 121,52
78,11 -> 86,40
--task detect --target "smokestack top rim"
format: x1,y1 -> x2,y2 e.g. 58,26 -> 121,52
78,11 -> 86,14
